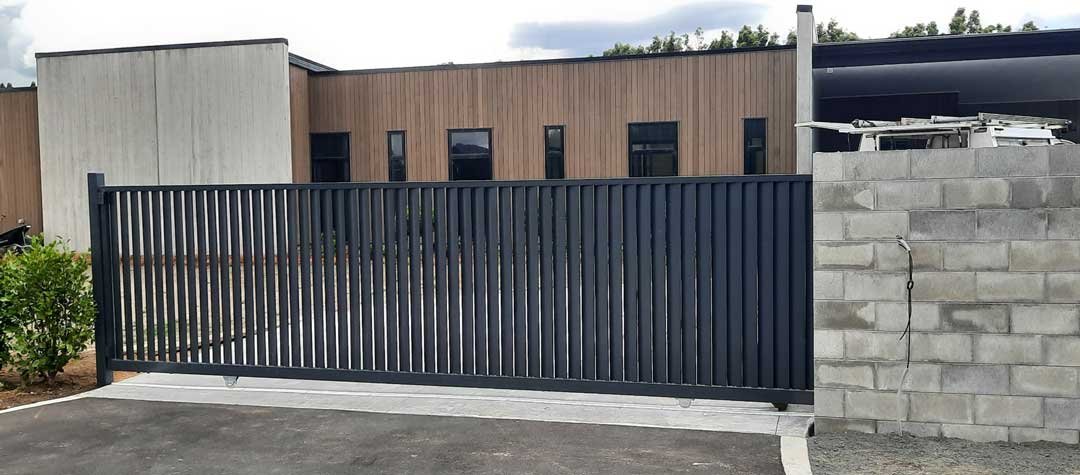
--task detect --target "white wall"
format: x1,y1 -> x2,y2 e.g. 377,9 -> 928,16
37,41 -> 293,250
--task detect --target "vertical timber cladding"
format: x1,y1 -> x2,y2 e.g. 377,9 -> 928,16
93,174 -> 814,404
305,47 -> 797,181
36,39 -> 294,250
0,88 -> 42,233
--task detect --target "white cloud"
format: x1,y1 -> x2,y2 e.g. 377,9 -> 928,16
2,0 -> 1080,84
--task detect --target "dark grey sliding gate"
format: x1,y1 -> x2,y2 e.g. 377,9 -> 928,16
88,173 -> 813,404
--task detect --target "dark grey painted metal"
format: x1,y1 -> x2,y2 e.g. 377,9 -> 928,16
90,174 -> 814,405
87,174 -> 113,386
498,187 -> 514,376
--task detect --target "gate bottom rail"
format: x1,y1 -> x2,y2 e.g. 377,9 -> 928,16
109,359 -> 814,405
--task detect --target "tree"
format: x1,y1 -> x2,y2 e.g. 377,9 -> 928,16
736,25 -> 778,48
602,42 -> 646,56
949,7 -> 968,34
817,19 -> 860,42
785,18 -> 859,45
708,31 -> 735,49
645,31 -> 691,53
891,22 -> 940,38
896,7 -> 1034,38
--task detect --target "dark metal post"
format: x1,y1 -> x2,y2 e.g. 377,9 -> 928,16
88,172 -> 114,387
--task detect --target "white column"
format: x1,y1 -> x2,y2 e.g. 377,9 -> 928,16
796,4 -> 815,174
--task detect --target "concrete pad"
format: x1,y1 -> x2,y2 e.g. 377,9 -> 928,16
87,373 -> 813,437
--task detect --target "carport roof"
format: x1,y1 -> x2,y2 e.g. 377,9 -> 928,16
814,28 -> 1080,68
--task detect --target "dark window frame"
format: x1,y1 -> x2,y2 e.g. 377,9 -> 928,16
309,132 -> 351,183
447,127 -> 494,181
544,125 -> 565,179
743,117 -> 767,175
387,130 -> 407,182
627,121 -> 679,177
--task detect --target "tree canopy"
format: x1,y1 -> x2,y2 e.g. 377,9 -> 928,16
893,7 -> 1038,37
602,6 -> 1043,56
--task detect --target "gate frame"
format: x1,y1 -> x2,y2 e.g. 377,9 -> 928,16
88,172 -> 814,405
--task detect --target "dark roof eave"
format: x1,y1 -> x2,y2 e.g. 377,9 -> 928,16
288,53 -> 336,72
814,28 -> 1080,68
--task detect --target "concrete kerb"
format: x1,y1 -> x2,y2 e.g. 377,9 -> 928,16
80,373 -> 813,437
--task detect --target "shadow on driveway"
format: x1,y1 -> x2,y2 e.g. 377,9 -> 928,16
0,397 -> 782,474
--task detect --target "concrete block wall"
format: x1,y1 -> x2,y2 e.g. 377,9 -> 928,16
813,145 -> 1080,444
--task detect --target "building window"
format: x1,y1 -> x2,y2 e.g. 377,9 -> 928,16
628,122 -> 678,177
310,133 -> 350,182
743,118 -> 767,174
388,131 -> 406,182
544,125 -> 565,179
448,128 -> 492,181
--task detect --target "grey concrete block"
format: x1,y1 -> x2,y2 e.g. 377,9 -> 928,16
1009,427 -> 1080,444
844,212 -> 909,240
943,179 -> 1011,208
976,272 -> 1045,303
1011,366 -> 1079,397
814,271 -> 844,299
845,331 -> 906,361
974,334 -> 1042,364
815,212 -> 844,241
875,302 -> 941,331
876,421 -> 942,437
815,242 -> 874,270
815,388 -> 845,417
844,151 -> 909,180
976,146 -> 1050,177
941,304 -> 1010,333
975,395 -> 1043,427
816,361 -> 876,389
876,242 -> 943,271
910,210 -> 976,240
1044,336 -> 1080,366
844,272 -> 907,301
815,300 -> 875,330
1048,209 -> 1080,239
909,393 -> 974,424
976,209 -> 1048,240
815,330 -> 845,359
876,181 -> 942,210
941,424 -> 1009,442
911,272 -> 977,302
910,149 -> 976,178
942,242 -> 1009,271
1011,304 -> 1079,335
815,417 -> 877,434
1045,398 -> 1080,430
1049,145 -> 1080,176
942,365 -> 1009,395
876,363 -> 942,392
1011,241 -> 1080,272
813,152 -> 843,181
911,333 -> 973,363
1048,273 -> 1080,303
846,390 -> 907,420
1011,177 -> 1080,208
815,182 -> 875,211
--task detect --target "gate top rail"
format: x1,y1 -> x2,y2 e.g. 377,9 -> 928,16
100,174 -> 812,193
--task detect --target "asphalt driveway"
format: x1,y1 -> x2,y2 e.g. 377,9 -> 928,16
0,398 -> 783,474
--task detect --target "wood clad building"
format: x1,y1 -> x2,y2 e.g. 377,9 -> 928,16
0,88 -> 42,233
290,46 -> 798,183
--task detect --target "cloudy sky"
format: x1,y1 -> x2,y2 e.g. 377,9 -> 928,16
3,0 -> 1080,85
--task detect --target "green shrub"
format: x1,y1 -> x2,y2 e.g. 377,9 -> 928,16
0,236 -> 95,385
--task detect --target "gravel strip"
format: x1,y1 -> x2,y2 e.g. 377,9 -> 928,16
809,432 -> 1080,475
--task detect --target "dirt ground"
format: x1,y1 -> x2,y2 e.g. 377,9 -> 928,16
809,432 -> 1080,475
0,350 -> 135,410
